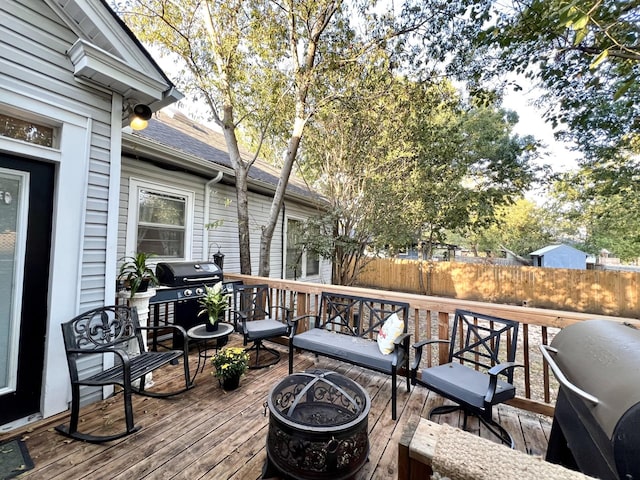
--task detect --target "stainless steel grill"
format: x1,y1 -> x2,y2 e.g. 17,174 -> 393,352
540,319 -> 640,480
151,262 -> 224,347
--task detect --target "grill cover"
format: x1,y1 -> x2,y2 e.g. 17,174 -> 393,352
155,261 -> 222,287
545,319 -> 640,480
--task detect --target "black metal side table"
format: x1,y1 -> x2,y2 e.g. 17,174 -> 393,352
187,322 -> 234,381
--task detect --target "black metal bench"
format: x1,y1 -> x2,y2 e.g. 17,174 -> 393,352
56,305 -> 193,443
289,292 -> 410,419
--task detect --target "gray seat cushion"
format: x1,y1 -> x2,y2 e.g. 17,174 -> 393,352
292,328 -> 396,373
420,362 -> 515,409
245,318 -> 288,341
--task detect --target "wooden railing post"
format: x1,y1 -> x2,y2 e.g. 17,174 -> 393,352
438,311 -> 450,365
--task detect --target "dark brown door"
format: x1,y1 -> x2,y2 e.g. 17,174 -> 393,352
0,153 -> 54,424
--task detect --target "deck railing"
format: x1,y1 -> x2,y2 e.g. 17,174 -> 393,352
226,273 -> 640,416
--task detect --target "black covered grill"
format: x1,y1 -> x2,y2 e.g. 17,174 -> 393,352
151,261 -> 223,340
540,319 -> 640,480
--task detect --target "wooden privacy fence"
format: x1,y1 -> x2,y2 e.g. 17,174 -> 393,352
356,258 -> 640,318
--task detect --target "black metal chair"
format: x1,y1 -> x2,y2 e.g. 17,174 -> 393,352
410,309 -> 521,447
231,284 -> 291,369
56,305 -> 192,443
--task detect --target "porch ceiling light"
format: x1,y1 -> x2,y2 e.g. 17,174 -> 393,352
129,104 -> 152,130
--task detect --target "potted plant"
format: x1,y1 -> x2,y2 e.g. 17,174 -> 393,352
198,281 -> 231,331
211,347 -> 249,390
118,252 -> 158,298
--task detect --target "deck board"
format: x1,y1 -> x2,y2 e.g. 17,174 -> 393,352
5,335 -> 552,479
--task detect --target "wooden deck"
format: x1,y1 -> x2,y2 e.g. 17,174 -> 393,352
5,335 -> 551,479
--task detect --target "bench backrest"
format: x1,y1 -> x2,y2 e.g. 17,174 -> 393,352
317,292 -> 409,338
60,306 -> 143,379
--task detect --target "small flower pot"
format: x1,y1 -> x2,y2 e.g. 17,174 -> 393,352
206,321 -> 219,332
222,375 -> 241,391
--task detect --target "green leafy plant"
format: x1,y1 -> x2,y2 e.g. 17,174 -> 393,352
118,252 -> 158,298
211,347 -> 249,379
197,282 -> 231,326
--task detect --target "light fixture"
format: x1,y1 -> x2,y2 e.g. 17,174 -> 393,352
129,104 -> 152,130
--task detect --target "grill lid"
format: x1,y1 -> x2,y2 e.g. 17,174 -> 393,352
549,319 -> 640,438
156,261 -> 222,286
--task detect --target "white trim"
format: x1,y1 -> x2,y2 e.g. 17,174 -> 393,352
67,39 -> 169,101
102,97 -> 124,399
42,118 -> 91,418
0,85 -> 88,128
125,178 -> 195,261
106,97 -> 123,304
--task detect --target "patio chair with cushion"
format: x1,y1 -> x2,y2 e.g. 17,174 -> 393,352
410,309 -> 521,447
231,283 -> 291,369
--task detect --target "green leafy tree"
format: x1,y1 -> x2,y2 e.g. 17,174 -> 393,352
550,167 -> 640,261
404,93 -> 544,258
114,0 -> 450,276
474,198 -> 556,256
301,70 -> 543,282
447,0 -> 640,162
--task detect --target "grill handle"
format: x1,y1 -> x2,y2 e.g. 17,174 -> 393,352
182,276 -> 221,283
539,344 -> 600,405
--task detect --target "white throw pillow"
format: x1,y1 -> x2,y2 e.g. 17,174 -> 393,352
377,313 -> 404,355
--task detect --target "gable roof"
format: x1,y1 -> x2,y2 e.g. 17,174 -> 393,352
122,110 -> 326,207
530,244 -> 586,256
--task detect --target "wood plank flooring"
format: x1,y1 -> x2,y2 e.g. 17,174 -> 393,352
4,335 -> 551,479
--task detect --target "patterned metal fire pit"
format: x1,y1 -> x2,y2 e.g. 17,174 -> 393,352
263,369 -> 370,480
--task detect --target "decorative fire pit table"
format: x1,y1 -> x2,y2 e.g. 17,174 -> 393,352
263,369 -> 370,480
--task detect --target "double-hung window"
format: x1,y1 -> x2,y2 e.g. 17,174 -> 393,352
127,179 -> 194,259
285,218 -> 319,279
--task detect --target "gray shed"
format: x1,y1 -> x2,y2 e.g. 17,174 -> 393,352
530,244 -> 588,270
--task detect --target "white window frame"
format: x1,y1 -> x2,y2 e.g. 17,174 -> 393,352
284,216 -> 320,280
126,178 -> 195,260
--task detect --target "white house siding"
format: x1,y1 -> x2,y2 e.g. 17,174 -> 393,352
207,182 -> 331,283
0,1 -> 128,423
118,157 -> 330,283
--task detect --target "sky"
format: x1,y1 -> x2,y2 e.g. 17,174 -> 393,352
502,86 -> 581,174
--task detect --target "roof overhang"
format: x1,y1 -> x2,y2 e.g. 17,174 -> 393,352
46,0 -> 183,116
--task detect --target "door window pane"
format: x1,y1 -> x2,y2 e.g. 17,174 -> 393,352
306,250 -> 319,275
0,170 -> 27,394
286,218 -> 320,278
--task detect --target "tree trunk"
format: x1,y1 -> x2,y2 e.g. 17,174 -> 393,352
257,117 -> 306,277
222,119 -> 252,275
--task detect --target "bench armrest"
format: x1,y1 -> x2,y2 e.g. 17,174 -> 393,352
290,314 -> 318,336
66,346 -> 134,379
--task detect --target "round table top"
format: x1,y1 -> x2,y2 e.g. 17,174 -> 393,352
187,322 -> 234,340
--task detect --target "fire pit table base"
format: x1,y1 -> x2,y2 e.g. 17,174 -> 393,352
262,369 -> 370,480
